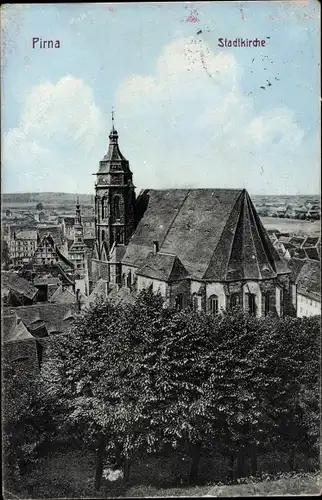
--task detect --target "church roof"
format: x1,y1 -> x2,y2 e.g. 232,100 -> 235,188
137,252 -> 189,282
122,189 -> 290,281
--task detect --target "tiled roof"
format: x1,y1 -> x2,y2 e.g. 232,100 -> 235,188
38,226 -> 64,246
290,259 -> 320,296
123,189 -> 290,281
137,252 -> 189,282
4,302 -> 77,335
3,313 -> 35,343
14,230 -> 38,240
49,286 -> 76,304
86,279 -> 108,306
2,272 -> 38,299
289,237 -> 305,247
303,236 -> 320,247
304,247 -> 320,261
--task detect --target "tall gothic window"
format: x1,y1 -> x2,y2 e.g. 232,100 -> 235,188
247,293 -> 256,316
114,196 -> 120,220
101,230 -> 105,242
208,295 -> 219,315
264,293 -> 270,316
101,197 -> 108,219
230,293 -> 240,308
175,293 -> 185,311
192,293 -> 198,311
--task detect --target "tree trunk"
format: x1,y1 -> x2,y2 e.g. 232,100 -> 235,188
249,445 -> 258,477
123,457 -> 130,483
188,443 -> 202,485
95,437 -> 105,491
228,453 -> 235,482
236,447 -> 246,479
288,448 -> 296,471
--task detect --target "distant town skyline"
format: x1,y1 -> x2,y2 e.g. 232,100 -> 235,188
2,2 -> 320,196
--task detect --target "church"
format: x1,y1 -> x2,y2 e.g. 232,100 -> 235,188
89,117 -> 296,318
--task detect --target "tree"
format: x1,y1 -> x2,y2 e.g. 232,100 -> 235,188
36,202 -> 43,210
39,292 -> 320,489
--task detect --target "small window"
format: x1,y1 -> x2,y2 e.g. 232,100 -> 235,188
127,273 -> 132,288
208,295 -> 219,316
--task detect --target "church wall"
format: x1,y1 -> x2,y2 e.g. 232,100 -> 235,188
169,280 -> 191,308
91,259 -> 110,285
137,275 -> 168,297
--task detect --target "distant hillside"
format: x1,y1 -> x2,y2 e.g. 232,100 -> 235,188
2,193 -> 94,207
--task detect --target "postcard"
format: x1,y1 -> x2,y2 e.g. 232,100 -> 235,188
1,2 -> 321,498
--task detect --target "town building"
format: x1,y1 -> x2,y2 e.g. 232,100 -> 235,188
288,259 -> 321,317
68,198 -> 90,295
9,229 -> 38,265
89,118 -> 296,318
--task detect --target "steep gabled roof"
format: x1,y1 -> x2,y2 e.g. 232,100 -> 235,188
3,313 -> 35,343
137,252 -> 189,282
123,189 -> 289,281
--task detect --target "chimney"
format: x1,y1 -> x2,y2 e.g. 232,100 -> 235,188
153,241 -> 159,255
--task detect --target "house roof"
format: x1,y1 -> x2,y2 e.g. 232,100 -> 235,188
137,252 -> 189,282
123,189 -> 290,281
86,278 -> 108,306
3,313 -> 35,343
49,285 -> 76,304
289,259 -> 320,295
302,236 -> 320,247
2,272 -> 38,299
304,247 -> 320,261
4,302 -> 77,335
38,226 -> 64,246
14,230 -> 38,240
289,237 -> 305,247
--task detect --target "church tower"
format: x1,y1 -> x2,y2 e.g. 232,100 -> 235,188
69,197 -> 89,295
94,111 -> 136,261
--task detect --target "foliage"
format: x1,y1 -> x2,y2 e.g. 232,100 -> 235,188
36,202 -> 44,210
38,292 -> 320,486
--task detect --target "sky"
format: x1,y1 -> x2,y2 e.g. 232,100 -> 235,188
1,1 -> 320,196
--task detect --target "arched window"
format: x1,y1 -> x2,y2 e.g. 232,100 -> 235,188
175,293 -> 185,311
114,196 -> 120,220
230,293 -> 240,309
192,293 -> 198,311
208,295 -> 219,315
264,293 -> 270,316
127,272 -> 132,288
246,293 -> 256,316
101,197 -> 108,219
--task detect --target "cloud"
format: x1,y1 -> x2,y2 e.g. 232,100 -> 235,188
3,76 -> 106,192
116,36 -> 316,195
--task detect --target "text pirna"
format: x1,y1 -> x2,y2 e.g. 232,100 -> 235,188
32,38 -> 61,49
